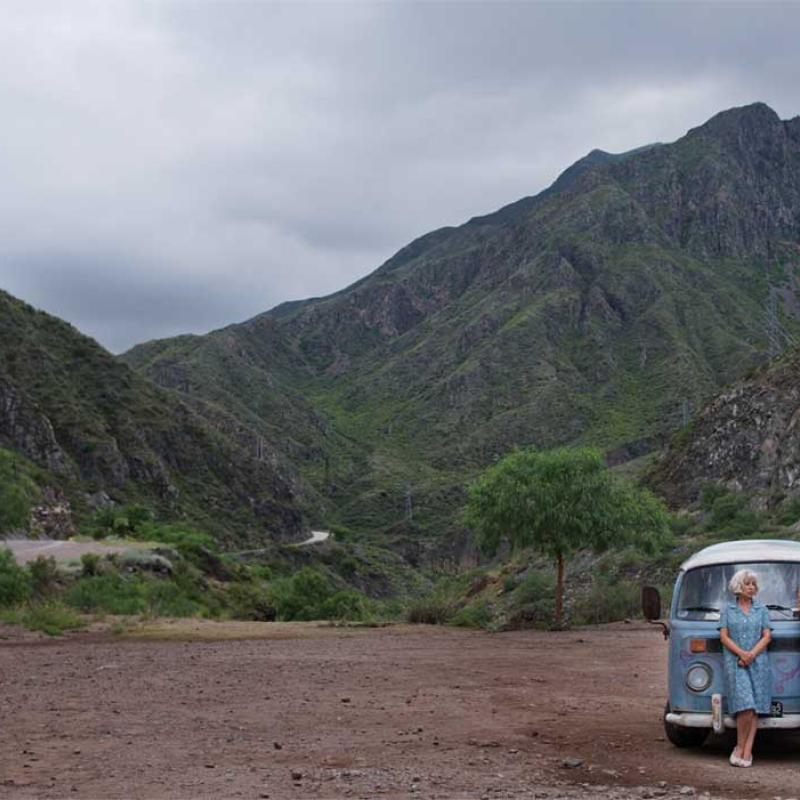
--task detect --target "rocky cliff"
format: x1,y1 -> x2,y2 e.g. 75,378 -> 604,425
648,347 -> 800,509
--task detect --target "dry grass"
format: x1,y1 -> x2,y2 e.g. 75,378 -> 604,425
119,617 -> 411,641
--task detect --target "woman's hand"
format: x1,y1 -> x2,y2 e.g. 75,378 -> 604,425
739,650 -> 755,667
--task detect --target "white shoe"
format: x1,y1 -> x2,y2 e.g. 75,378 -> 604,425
729,750 -> 749,767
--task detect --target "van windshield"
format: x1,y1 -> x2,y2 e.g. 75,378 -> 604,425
676,561 -> 800,621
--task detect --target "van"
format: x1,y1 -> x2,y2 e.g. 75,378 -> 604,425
643,539 -> 800,746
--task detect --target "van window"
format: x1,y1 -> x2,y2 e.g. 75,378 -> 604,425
676,561 -> 800,621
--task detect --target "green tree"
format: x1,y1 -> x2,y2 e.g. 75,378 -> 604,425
464,447 -> 670,627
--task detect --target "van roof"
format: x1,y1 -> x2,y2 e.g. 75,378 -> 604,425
681,539 -> 800,571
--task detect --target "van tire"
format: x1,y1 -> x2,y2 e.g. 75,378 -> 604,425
664,702 -> 709,747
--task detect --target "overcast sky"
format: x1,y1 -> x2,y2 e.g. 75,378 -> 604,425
1,1 -> 798,352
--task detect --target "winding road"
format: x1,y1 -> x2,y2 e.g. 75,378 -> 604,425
296,530 -> 330,546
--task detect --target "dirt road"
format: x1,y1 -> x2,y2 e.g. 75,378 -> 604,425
2,538 -> 129,565
1,621 -> 798,799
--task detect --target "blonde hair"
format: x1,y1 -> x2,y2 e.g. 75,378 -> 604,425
728,569 -> 759,596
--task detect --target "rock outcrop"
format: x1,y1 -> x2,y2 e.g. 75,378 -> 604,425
649,348 -> 800,508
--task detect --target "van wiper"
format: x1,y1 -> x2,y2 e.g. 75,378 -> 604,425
766,604 -> 796,616
680,605 -> 719,613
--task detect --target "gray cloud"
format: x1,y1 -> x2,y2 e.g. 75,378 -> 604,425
0,1 -> 798,352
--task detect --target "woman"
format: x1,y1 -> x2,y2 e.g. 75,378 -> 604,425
718,569 -> 772,767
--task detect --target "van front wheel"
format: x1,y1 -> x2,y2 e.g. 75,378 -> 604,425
664,702 -> 709,747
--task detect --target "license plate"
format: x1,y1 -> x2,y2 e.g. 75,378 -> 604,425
770,701 -> 784,718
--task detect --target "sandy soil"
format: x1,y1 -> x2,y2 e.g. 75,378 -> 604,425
1,620 -> 799,800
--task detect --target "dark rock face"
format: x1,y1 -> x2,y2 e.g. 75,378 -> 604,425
649,350 -> 800,508
611,104 -> 800,261
0,375 -> 74,477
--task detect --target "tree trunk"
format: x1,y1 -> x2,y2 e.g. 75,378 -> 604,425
555,551 -> 565,628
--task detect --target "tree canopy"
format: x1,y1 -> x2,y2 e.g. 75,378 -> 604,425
463,446 -> 670,625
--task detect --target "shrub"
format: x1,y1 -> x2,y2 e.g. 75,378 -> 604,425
64,574 -> 147,615
700,483 -> 730,511
572,578 -> 641,625
709,492 -> 747,526
406,597 -> 456,625
0,449 -> 40,532
28,556 -> 60,599
777,496 -> 800,526
143,580 -> 203,618
0,548 -> 30,606
4,602 -> 86,636
319,590 -> 369,621
249,564 -> 273,582
226,581 -> 276,621
268,568 -> 337,621
669,514 -> 693,537
512,570 -> 555,605
86,504 -> 154,539
451,601 -> 493,629
80,552 -> 102,576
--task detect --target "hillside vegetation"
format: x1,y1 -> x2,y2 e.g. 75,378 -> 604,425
0,292 -> 307,546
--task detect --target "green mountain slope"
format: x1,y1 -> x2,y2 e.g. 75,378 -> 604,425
0,291 -> 307,546
124,103 -> 800,544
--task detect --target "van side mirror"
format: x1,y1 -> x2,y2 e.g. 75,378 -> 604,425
642,585 -> 669,639
642,585 -> 661,620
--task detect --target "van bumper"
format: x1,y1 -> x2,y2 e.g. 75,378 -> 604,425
666,711 -> 800,730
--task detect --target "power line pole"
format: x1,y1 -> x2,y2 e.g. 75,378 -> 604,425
404,483 -> 413,521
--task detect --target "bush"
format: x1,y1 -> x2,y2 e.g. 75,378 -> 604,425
506,572 -> 556,628
777,496 -> 800,526
669,514 -> 693,537
319,590 -> 369,621
143,580 -> 204,618
709,493 -> 747,526
700,483 -> 730,511
513,570 -> 555,605
406,597 -> 456,625
80,552 -> 102,576
64,574 -> 147,615
1,602 -> 86,636
86,504 -> 154,539
0,449 -> 40,532
0,548 -> 30,606
451,601 -> 493,629
572,578 -> 641,625
268,568 -> 338,621
28,556 -> 60,599
226,581 -> 276,621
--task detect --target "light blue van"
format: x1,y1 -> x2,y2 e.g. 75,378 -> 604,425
643,539 -> 800,747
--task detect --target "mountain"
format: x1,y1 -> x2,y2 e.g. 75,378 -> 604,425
121,104 -> 800,544
648,344 -> 800,509
0,290 -> 308,546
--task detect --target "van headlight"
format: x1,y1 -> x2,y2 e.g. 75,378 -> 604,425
685,662 -> 713,692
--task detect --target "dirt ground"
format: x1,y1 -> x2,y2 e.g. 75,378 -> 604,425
1,620 -> 799,800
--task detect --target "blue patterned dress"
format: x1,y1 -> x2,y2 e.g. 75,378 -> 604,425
717,600 -> 772,715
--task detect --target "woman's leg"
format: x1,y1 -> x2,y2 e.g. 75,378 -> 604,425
734,711 -> 748,759
741,710 -> 758,762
